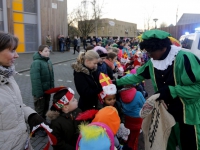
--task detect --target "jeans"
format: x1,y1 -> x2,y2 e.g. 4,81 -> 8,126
60,43 -> 64,52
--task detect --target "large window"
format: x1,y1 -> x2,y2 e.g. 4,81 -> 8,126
25,24 -> 38,52
24,0 -> 37,13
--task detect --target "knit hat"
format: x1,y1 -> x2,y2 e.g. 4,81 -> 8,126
45,87 -> 75,111
96,49 -> 108,58
92,106 -> 120,135
98,73 -> 117,103
76,106 -> 120,150
142,29 -> 171,40
76,122 -> 115,150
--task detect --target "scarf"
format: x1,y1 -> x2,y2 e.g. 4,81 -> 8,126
0,65 -> 16,85
104,59 -> 115,70
0,65 -> 15,78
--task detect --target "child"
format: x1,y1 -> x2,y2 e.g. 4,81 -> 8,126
46,87 -> 82,150
30,45 -> 54,132
96,49 -> 108,75
119,86 -> 145,150
98,73 -> 124,122
98,73 -> 130,148
76,106 -> 121,150
71,50 -> 102,111
104,52 -> 117,80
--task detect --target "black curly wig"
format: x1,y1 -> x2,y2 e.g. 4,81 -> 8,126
139,37 -> 172,52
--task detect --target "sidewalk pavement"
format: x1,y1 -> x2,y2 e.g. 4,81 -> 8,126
14,48 -> 79,72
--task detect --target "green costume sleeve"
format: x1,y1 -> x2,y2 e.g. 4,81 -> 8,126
116,62 -> 149,86
169,52 -> 200,99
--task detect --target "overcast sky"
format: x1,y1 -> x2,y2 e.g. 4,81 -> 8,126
67,0 -> 200,29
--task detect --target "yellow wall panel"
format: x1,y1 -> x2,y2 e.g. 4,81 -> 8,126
13,0 -> 23,12
14,23 -> 25,53
16,43 -> 25,53
13,13 -> 23,22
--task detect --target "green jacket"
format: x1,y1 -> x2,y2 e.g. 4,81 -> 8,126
117,50 -> 200,125
30,52 -> 54,98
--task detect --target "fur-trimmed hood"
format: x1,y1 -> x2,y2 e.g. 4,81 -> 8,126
71,62 -> 96,75
46,110 -> 60,120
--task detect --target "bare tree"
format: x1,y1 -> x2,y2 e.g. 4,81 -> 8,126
67,10 -> 80,37
143,6 -> 154,30
160,22 -> 168,28
67,0 -> 104,37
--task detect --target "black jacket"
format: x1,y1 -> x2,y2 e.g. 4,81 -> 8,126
72,62 -> 102,111
47,108 -> 82,150
73,39 -> 78,46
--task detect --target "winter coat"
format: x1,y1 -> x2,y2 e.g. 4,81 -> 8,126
104,62 -> 114,80
97,62 -> 108,75
73,39 -> 78,46
30,52 -> 54,98
0,75 -> 35,150
71,62 -> 102,111
46,108 -> 82,150
121,91 -> 145,118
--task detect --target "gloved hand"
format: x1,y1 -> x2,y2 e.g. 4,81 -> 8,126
156,86 -> 173,104
139,93 -> 160,118
28,113 -> 48,136
116,123 -> 130,141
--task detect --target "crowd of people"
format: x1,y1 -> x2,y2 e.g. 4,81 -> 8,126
1,29 -> 200,150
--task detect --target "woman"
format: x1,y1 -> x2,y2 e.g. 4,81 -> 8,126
104,52 -> 117,80
71,50 -> 102,111
0,32 -> 45,149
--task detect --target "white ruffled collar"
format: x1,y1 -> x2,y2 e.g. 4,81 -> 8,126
151,45 -> 181,70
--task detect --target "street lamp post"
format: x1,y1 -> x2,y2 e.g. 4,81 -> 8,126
153,18 -> 158,29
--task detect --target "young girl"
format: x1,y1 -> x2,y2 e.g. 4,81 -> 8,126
104,52 -> 117,80
46,87 -> 82,150
119,86 -> 145,150
71,50 -> 102,111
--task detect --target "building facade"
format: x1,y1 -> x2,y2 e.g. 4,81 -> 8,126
1,0 -> 68,53
89,18 -> 137,38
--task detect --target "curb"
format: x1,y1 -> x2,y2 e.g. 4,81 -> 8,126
17,58 -> 76,73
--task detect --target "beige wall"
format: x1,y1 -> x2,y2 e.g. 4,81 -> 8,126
40,0 -> 68,50
90,18 -> 137,38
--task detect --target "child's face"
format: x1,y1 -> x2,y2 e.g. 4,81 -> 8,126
108,56 -> 117,63
104,95 -> 116,106
85,58 -> 99,70
98,57 -> 106,64
62,96 -> 78,113
39,47 -> 50,57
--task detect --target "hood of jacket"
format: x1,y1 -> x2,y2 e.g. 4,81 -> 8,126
71,62 -> 96,75
46,110 -> 60,120
33,52 -> 49,61
46,108 -> 82,120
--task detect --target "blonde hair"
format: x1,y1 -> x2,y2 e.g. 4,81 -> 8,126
77,50 -> 99,64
